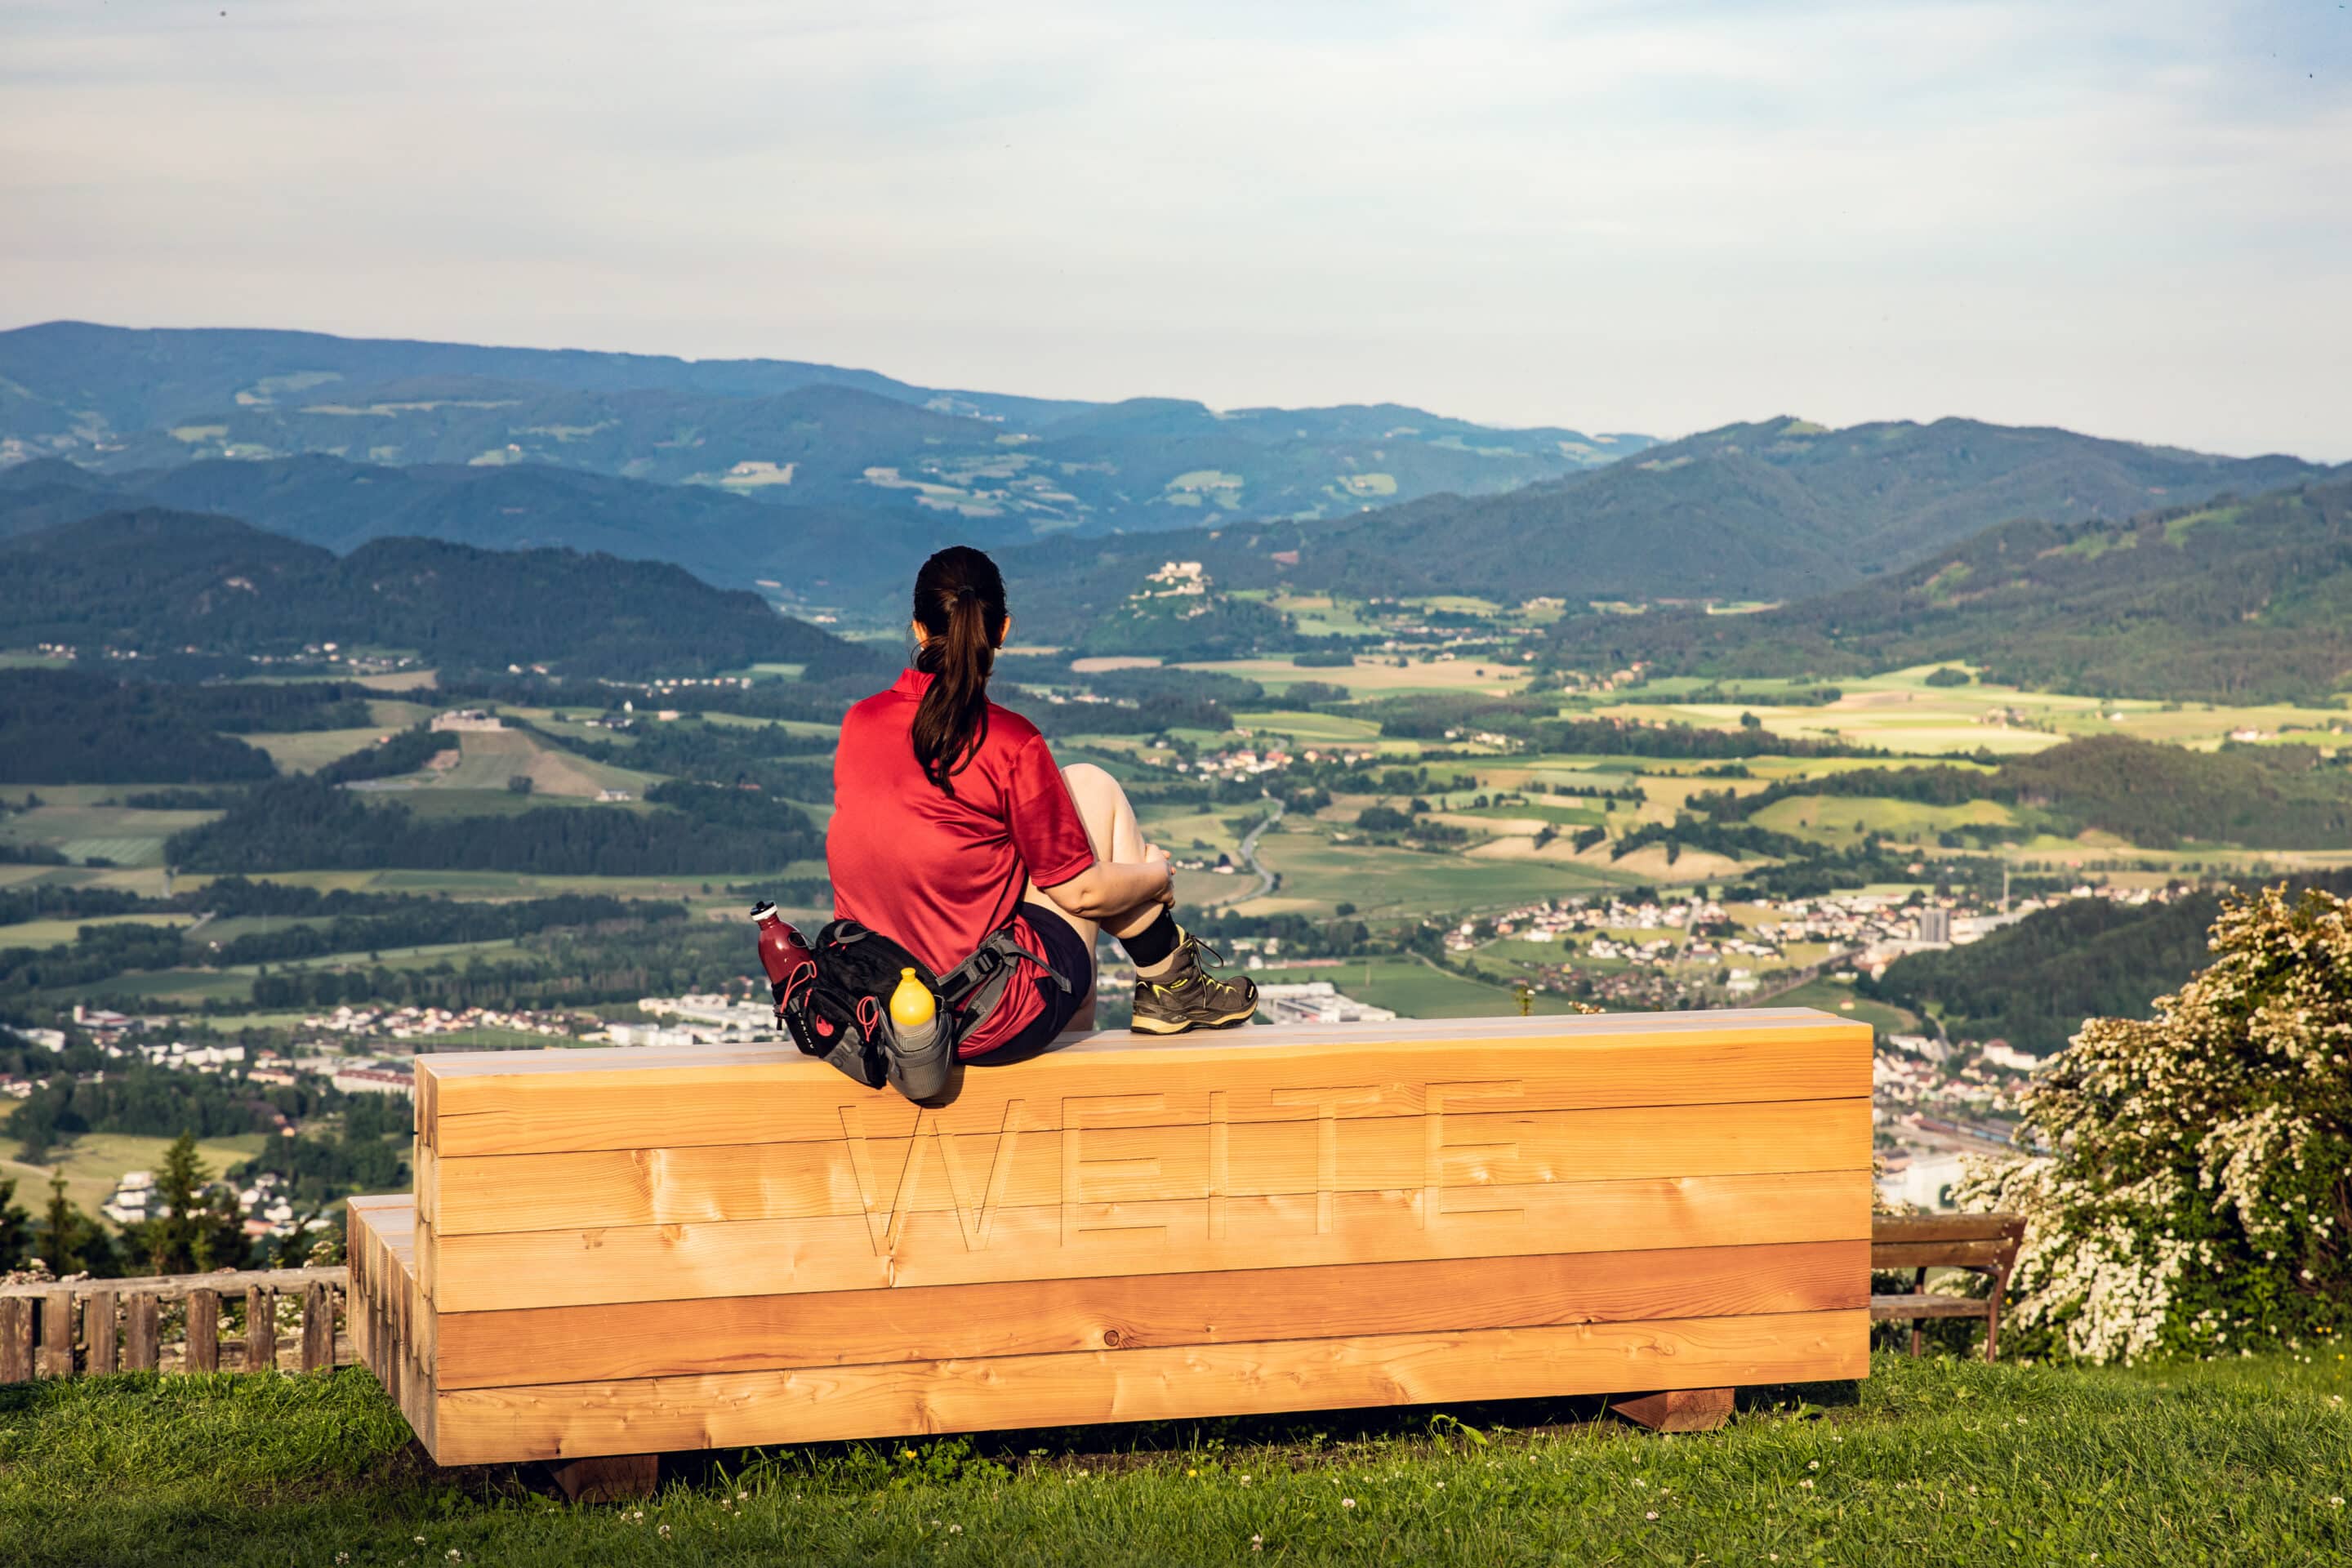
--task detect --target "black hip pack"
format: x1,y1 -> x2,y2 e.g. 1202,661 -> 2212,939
777,918 -> 1075,1101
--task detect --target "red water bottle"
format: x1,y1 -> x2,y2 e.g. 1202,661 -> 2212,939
750,901 -> 815,1008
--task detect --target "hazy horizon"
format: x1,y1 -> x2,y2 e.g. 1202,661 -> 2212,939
5,1 -> 2347,460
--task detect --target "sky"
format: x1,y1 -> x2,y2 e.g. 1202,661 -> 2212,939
4,1 -> 2348,458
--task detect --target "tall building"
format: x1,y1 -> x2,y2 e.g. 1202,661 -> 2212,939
1917,906 -> 1953,945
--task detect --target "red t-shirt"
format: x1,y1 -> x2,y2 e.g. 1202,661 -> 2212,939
827,669 -> 1097,1057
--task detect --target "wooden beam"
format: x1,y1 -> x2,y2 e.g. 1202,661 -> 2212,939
1869,1294 -> 1993,1320
0,1266 -> 350,1301
302,1284 -> 336,1373
550,1454 -> 659,1504
436,1240 -> 1868,1390
1612,1387 -> 1733,1432
1871,1214 -> 2022,1245
430,1310 -> 1869,1466
247,1287 -> 275,1374
1870,1240 -> 2016,1271
83,1290 -> 117,1376
421,1015 -> 1871,1156
124,1294 -> 158,1372
38,1290 -> 74,1377
426,1099 -> 1869,1236
0,1297 -> 30,1383
187,1289 -> 220,1373
423,1167 -> 1871,1312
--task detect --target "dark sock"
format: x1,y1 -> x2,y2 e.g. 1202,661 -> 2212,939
1119,910 -> 1180,969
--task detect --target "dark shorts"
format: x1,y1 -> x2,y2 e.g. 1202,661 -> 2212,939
969,902 -> 1094,1066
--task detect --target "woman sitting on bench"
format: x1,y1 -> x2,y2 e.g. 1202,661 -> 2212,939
827,546 -> 1258,1059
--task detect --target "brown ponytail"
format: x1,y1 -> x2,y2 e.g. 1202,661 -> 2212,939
909,546 -> 1008,793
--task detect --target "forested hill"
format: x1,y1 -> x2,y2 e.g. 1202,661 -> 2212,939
1696,734 -> 2352,850
1545,472 -> 2352,702
0,507 -> 884,679
996,416 -> 2325,644
1864,868 -> 2352,1054
0,323 -> 1649,538
0,452 -> 973,608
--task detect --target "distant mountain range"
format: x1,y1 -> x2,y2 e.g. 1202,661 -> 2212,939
995,416 -> 2329,639
0,323 -> 1650,539
0,452 -> 952,608
0,505 -> 879,679
1544,474 -> 2352,702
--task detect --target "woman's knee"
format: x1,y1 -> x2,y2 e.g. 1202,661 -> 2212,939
1062,762 -> 1116,801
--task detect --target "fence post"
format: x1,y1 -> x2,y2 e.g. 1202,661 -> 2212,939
38,1290 -> 74,1377
187,1288 -> 220,1373
301,1282 -> 335,1372
246,1285 -> 275,1374
85,1290 -> 118,1376
0,1298 -> 28,1383
124,1294 -> 159,1371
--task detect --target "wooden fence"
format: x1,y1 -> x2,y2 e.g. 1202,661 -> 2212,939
0,1266 -> 351,1380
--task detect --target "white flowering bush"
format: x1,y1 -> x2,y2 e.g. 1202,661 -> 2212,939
1959,884 -> 2350,1362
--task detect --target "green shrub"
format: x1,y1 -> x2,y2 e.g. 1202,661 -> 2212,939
1962,885 -> 2351,1361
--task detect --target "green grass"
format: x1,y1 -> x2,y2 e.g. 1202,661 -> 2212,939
2,1355 -> 2346,1566
1246,834 -> 1633,919
1771,976 -> 1923,1036
1250,957 -> 1586,1017
2,1130 -> 269,1218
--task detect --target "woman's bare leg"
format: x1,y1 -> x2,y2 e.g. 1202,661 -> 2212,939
1025,761 -> 1159,1030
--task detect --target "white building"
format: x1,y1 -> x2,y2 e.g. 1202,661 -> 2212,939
1254,982 -> 1396,1027
430,709 -> 505,733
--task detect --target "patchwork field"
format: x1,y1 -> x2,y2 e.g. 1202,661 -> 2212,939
1185,655 -> 1535,698
1,1129 -> 271,1219
1586,666 -> 2352,755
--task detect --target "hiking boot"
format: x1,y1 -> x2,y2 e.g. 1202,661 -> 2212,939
1130,931 -> 1259,1035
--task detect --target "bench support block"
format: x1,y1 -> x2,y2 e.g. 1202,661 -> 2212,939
1612,1387 -> 1733,1433
550,1454 -> 658,1504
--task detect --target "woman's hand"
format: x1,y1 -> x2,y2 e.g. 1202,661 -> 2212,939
1143,844 -> 1175,907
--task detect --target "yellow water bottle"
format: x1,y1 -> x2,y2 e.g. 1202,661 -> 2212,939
884,967 -> 950,1101
889,967 -> 936,1035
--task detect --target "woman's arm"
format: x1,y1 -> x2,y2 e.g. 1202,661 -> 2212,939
1037,845 -> 1174,923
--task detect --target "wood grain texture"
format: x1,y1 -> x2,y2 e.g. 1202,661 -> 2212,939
83,1291 -> 117,1377
187,1289 -> 220,1374
302,1283 -> 336,1373
246,1286 -> 275,1374
421,1014 -> 1871,1156
124,1294 -> 158,1372
436,1240 -> 1867,1390
0,1298 -> 30,1383
1613,1387 -> 1733,1432
38,1291 -> 73,1377
1872,1214 -> 2023,1245
1870,1294 -> 1996,1320
1871,1239 -> 2016,1270
425,1167 -> 1872,1312
427,1099 -> 1869,1236
348,1198 -> 437,1453
431,1309 -> 1870,1464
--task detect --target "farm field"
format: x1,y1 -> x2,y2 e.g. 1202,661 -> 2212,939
1240,830 -> 1637,919
1,1129 -> 270,1219
240,728 -> 393,773
1184,655 -> 1535,698
0,800 -> 221,869
0,912 -> 189,949
1252,955 -> 1587,1017
2,1353 -> 2344,1567
1585,666 -> 2352,755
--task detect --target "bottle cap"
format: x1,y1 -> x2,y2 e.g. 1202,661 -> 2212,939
749,901 -> 778,923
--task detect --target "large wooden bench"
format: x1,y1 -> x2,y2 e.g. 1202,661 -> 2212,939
348,1009 -> 1873,1468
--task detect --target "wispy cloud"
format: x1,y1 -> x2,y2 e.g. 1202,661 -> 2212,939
2,0 -> 2345,456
